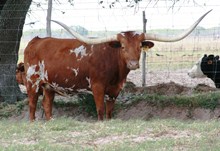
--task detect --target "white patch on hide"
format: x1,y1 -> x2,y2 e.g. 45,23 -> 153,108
71,45 -> 87,58
77,89 -> 92,94
26,61 -> 48,92
65,79 -> 69,83
105,95 -> 116,101
72,68 -> 79,76
26,65 -> 37,83
105,95 -> 110,100
38,61 -> 48,81
86,77 -> 91,88
52,82 -> 59,88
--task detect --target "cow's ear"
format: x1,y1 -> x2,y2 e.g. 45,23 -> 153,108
142,41 -> 154,49
141,41 -> 154,52
216,55 -> 219,60
109,41 -> 121,48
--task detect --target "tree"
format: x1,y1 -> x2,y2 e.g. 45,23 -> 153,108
0,0 -> 32,103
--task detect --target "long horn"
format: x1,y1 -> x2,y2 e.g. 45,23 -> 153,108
144,9 -> 212,42
51,20 -> 117,44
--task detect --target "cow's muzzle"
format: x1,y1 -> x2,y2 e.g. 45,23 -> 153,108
127,60 -> 139,70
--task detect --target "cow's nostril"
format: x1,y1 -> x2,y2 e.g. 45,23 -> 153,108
127,60 -> 139,70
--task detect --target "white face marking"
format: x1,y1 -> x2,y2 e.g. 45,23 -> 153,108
71,68 -> 79,76
188,57 -> 207,78
26,61 -> 48,92
65,79 -> 69,83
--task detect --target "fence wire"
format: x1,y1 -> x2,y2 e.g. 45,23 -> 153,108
16,0 -> 220,88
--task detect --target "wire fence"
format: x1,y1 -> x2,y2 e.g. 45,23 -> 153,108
18,0 -> 220,87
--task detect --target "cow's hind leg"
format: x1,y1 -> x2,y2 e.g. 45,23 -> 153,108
42,89 -> 55,120
28,93 -> 39,121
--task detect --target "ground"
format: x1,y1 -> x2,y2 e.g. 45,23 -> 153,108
14,74 -> 220,121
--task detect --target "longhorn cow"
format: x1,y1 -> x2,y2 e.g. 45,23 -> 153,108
21,10 -> 211,121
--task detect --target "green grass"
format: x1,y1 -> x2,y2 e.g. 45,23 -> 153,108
128,91 -> 220,110
0,118 -> 220,150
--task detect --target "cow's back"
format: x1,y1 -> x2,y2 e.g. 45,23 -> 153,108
24,37 -> 90,90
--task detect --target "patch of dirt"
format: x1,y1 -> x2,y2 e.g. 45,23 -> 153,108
115,101 -> 220,121
124,81 -> 217,95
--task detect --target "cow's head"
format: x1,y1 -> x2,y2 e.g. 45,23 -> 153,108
16,62 -> 26,85
188,54 -> 220,78
108,32 -> 154,70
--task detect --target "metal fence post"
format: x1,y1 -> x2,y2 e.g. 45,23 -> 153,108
142,11 -> 147,87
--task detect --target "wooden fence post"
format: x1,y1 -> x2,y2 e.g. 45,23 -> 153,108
46,0 -> 52,37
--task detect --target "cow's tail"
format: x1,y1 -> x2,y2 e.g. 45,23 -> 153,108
42,83 -> 69,97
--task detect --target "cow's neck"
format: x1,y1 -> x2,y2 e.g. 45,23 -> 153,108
117,51 -> 130,81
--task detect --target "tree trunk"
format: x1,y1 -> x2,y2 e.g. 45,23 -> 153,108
0,0 -> 32,103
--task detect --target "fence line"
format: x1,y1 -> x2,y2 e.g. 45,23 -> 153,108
3,1 -> 220,87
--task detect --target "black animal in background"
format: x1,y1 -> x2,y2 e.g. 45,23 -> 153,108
188,54 -> 220,88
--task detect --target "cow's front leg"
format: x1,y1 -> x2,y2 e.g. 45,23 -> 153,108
91,83 -> 105,120
106,97 -> 116,120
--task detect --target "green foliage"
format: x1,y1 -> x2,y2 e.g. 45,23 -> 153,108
77,93 -> 97,118
128,91 -> 220,110
0,100 -> 27,119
